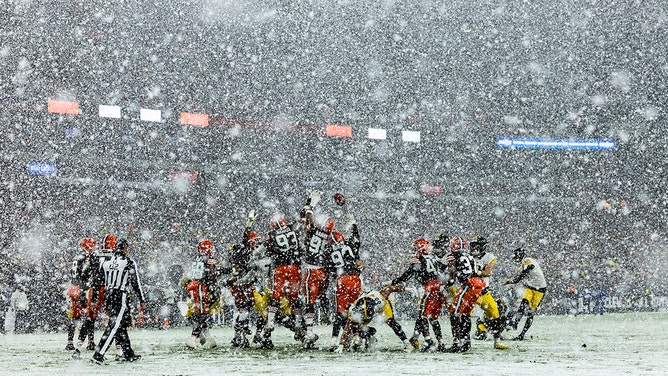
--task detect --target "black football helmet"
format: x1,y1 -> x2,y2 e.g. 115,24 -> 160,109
115,238 -> 129,251
432,233 -> 449,256
470,235 -> 488,258
512,248 -> 526,262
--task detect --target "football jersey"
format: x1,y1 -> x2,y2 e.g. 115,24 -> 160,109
302,226 -> 331,268
189,254 -> 218,288
71,251 -> 91,287
329,237 -> 362,276
474,251 -> 497,285
392,253 -> 447,286
90,249 -> 113,289
451,252 -> 477,284
348,290 -> 389,324
521,257 -> 547,290
267,223 -> 302,266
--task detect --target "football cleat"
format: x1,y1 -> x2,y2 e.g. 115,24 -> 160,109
512,335 -> 525,341
437,343 -> 448,352
86,342 -> 96,351
420,339 -> 435,352
294,327 -> 306,342
365,335 -> 377,350
65,343 -> 75,351
90,354 -> 107,365
303,333 -> 319,349
71,349 -> 81,360
403,339 -> 417,353
410,337 -> 420,350
351,335 -> 363,351
443,343 -> 462,353
202,337 -> 217,349
259,338 -> 274,350
116,354 -> 142,362
186,336 -> 203,349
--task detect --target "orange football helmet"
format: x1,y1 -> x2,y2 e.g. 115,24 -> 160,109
80,238 -> 96,254
413,238 -> 431,255
450,236 -> 467,253
248,231 -> 261,248
198,239 -> 214,256
103,234 -> 117,251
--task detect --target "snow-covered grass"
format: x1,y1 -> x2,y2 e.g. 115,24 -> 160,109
2,312 -> 667,375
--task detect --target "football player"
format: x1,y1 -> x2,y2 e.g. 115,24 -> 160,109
328,218 -> 365,350
470,236 -> 509,349
444,236 -> 486,353
226,209 -> 268,348
502,247 -> 547,341
184,239 -> 220,349
301,191 -> 334,347
334,285 -> 414,353
66,237 -> 95,352
260,213 -> 304,349
391,238 -> 449,352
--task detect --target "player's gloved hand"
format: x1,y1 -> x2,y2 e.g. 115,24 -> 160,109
333,344 -> 345,353
346,214 -> 356,225
309,190 -> 321,207
380,280 -> 392,287
246,209 -> 256,228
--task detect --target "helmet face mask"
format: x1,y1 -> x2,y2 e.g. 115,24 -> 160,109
323,218 -> 335,234
513,248 -> 526,262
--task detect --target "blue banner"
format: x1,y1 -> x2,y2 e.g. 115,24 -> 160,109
27,162 -> 58,176
496,137 -> 616,150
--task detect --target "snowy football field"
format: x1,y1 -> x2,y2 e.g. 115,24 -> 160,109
2,312 -> 666,376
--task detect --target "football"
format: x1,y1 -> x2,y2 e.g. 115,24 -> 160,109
333,192 -> 346,206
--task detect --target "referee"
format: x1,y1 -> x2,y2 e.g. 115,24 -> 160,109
92,238 -> 146,364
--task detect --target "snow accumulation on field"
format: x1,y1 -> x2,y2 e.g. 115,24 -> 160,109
1,312 -> 667,376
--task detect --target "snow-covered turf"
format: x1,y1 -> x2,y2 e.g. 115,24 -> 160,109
2,312 -> 666,375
